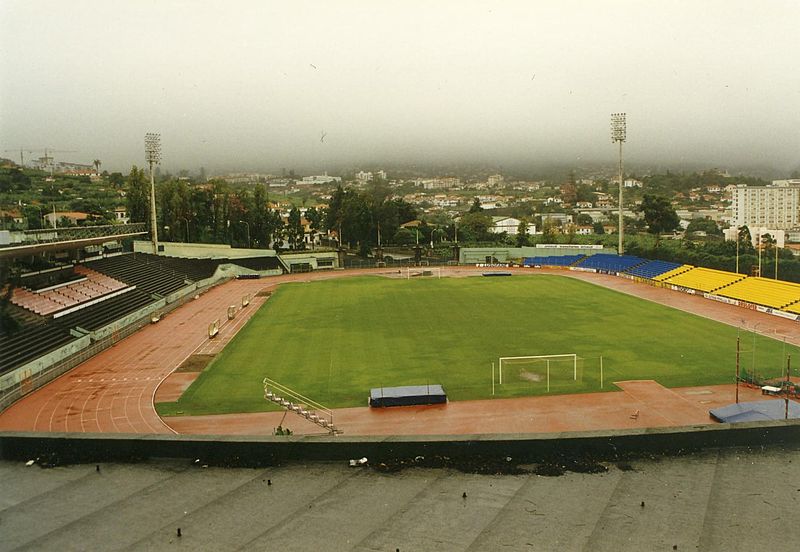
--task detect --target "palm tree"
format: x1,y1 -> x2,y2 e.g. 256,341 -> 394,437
93,159 -> 101,174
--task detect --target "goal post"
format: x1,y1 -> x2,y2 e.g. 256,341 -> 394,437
493,354 -> 605,394
406,266 -> 442,279
498,354 -> 577,385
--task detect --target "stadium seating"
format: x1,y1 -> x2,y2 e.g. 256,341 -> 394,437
225,256 -> 283,272
574,254 -> 645,272
716,277 -> 800,310
11,267 -> 129,316
137,254 -> 221,282
785,301 -> 800,315
522,255 -> 585,267
659,267 -> 745,293
623,259 -> 683,279
55,288 -> 154,331
86,254 -> 188,297
0,320 -> 75,376
652,265 -> 694,281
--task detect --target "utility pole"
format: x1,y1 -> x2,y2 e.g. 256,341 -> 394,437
611,113 -> 627,255
145,133 -> 161,255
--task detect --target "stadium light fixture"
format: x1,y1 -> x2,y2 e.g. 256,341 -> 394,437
611,113 -> 626,255
145,133 -> 161,255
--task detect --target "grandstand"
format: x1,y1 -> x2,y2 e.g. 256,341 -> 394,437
1,250 -> 290,377
574,253 -> 644,273
522,254 -> 585,267
652,265 -> 694,282
11,266 -> 128,316
623,259 -> 682,279
658,267 -> 746,293
716,277 -> 800,310
0,313 -> 74,373
85,254 -> 190,297
54,288 -> 154,331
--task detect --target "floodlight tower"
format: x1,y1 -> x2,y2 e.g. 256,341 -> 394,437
611,113 -> 627,255
145,133 -> 161,255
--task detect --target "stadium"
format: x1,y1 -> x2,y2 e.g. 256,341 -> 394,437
2,227 -> 799,439
3,227 -> 800,552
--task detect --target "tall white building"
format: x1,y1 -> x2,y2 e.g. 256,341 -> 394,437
731,180 -> 800,230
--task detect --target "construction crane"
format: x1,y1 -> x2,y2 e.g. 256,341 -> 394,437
2,147 -> 77,171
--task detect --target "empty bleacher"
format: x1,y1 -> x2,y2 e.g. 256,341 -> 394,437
55,288 -> 154,331
0,311 -> 75,376
623,259 -> 683,279
225,256 -> 283,272
659,267 -> 745,293
11,267 -> 129,316
716,277 -> 800,310
574,254 -> 645,273
86,254 -> 188,297
139,254 -> 222,282
653,265 -> 694,282
522,255 -> 585,267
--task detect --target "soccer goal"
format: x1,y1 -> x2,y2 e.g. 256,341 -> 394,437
499,354 -> 576,384
493,354 -> 605,394
406,266 -> 442,279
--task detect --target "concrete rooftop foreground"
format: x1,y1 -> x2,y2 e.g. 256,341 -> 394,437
2,445 -> 799,552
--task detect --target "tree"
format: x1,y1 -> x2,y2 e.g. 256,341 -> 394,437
738,225 -> 754,253
305,206 -> 322,248
515,219 -> 530,247
638,194 -> 680,234
593,221 -> 605,234
125,166 -> 149,224
108,172 -> 124,189
459,212 -> 493,242
393,227 -> 416,246
286,206 -> 304,250
575,213 -> 594,226
685,218 -> 722,236
541,219 -> 558,242
468,197 -> 483,213
22,205 -> 43,229
93,159 -> 101,174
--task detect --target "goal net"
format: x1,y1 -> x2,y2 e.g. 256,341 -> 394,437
495,354 -> 606,394
406,267 -> 442,279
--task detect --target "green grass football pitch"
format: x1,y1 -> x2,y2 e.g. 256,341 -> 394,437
156,274 -> 800,416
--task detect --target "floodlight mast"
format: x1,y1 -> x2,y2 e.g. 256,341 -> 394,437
145,133 -> 162,255
611,113 -> 627,255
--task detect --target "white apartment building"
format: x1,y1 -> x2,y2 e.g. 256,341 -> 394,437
731,180 -> 800,230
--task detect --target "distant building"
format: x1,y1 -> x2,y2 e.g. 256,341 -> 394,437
487,174 -> 504,186
44,211 -> 90,227
723,227 -> 785,248
114,206 -> 129,224
623,178 -> 643,188
731,180 -> 800,230
417,177 -> 460,190
541,213 -> 572,225
0,209 -> 24,225
490,216 -> 536,236
301,174 -> 341,185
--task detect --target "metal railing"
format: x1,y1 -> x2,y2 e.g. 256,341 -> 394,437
263,377 -> 340,435
4,223 -> 147,247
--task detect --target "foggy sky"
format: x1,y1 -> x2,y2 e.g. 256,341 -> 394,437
1,0 -> 799,175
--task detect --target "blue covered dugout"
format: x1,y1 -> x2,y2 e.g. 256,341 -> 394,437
710,399 -> 800,423
369,385 -> 447,408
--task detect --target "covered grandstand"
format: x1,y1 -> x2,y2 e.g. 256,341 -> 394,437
1,251 -> 287,381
